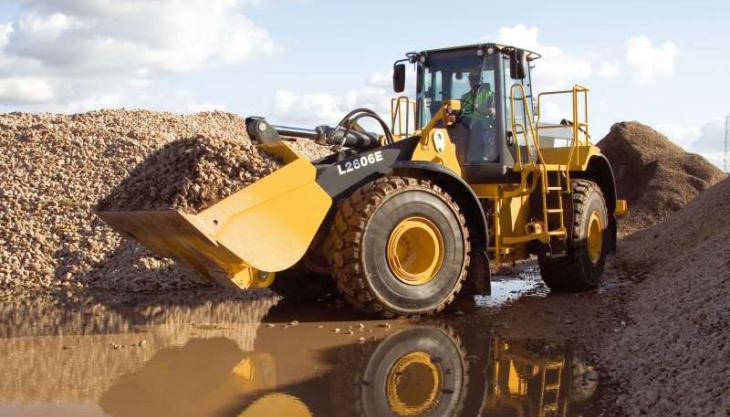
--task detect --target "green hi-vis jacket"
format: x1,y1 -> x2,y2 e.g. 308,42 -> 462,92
460,87 -> 494,116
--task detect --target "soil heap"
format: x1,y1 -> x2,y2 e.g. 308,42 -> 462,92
602,177 -> 730,416
597,122 -> 725,235
0,110 -> 333,297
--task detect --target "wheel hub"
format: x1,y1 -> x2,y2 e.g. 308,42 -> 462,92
386,216 -> 445,285
587,211 -> 603,263
386,351 -> 442,416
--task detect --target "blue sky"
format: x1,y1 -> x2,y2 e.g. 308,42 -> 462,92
0,0 -> 728,168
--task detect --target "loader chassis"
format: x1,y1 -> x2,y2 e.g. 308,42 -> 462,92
98,43 -> 627,317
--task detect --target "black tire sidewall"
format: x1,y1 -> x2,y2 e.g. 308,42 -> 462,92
360,189 -> 467,314
572,188 -> 608,285
359,327 -> 467,417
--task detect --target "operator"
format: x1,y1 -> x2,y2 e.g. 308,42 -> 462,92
457,70 -> 499,162
460,71 -> 495,118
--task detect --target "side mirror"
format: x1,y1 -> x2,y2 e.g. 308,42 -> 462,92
509,50 -> 526,79
393,63 -> 406,93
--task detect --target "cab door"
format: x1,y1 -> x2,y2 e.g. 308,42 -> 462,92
453,51 -> 508,182
501,51 -> 536,166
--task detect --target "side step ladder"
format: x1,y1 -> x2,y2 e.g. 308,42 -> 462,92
538,358 -> 566,417
540,167 -> 568,238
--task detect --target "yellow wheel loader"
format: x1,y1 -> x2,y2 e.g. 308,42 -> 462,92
98,43 -> 627,317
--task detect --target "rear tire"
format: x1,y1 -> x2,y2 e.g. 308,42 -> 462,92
329,176 -> 470,318
539,179 -> 608,291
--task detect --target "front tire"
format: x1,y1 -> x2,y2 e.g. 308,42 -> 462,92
329,326 -> 469,417
329,176 -> 470,318
539,179 -> 608,291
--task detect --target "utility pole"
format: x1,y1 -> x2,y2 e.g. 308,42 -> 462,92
725,115 -> 729,174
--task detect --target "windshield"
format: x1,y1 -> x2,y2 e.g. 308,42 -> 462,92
417,49 -> 497,128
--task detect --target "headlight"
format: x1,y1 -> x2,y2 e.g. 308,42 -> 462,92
433,131 -> 446,152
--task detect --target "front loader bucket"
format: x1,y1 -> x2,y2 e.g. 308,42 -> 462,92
97,143 -> 333,289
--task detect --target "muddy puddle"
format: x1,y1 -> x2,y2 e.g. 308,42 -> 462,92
0,279 -> 601,417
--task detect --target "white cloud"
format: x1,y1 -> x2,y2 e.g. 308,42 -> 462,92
188,102 -> 228,113
272,90 -> 345,125
0,0 -> 275,111
489,24 -> 592,91
625,36 -> 679,81
5,0 -> 275,76
494,25 -> 540,51
655,123 -> 701,149
270,66 -> 417,129
271,86 -> 393,127
537,101 -> 570,124
0,77 -> 54,103
598,61 -> 621,78
656,117 -> 728,170
367,70 -> 393,89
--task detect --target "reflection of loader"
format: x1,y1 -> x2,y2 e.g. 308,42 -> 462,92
99,325 -> 598,417
485,340 -> 598,417
99,43 -> 627,317
336,328 -> 598,417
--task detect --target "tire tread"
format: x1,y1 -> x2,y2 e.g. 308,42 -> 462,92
328,176 -> 470,318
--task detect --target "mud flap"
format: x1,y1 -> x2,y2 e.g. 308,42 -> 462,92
464,249 -> 491,296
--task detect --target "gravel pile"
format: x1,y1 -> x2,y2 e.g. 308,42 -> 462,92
287,137 -> 335,160
97,133 -> 282,213
602,177 -> 730,416
0,110 -> 333,296
597,122 -> 725,236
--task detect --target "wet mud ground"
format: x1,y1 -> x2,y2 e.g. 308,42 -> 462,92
0,261 -> 630,417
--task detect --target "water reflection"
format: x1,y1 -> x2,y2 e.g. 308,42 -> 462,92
0,297 -> 598,417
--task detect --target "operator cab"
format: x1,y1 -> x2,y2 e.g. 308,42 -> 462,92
393,44 -> 540,182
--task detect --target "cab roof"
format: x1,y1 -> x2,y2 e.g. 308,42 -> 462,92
414,43 -> 542,61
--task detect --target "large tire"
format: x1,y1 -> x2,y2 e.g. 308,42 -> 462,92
329,176 -> 470,318
331,326 -> 469,417
539,179 -> 608,291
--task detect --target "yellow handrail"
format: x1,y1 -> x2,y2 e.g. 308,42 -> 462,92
535,84 -> 590,147
390,96 -> 416,138
535,84 -> 591,185
509,83 -> 545,168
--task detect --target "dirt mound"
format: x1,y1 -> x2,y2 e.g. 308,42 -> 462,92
597,121 -> 725,235
0,110 -> 333,296
601,177 -> 730,416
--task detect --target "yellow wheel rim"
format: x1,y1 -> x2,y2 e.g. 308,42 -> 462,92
587,211 -> 603,263
386,351 -> 442,416
386,217 -> 445,286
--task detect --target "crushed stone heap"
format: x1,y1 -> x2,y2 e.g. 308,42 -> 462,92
597,121 -> 725,235
0,110 -> 333,296
97,133 -> 282,213
602,177 -> 730,417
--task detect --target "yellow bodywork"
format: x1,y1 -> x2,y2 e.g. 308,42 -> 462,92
398,87 -> 627,265
98,142 -> 331,290
410,100 -> 463,176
